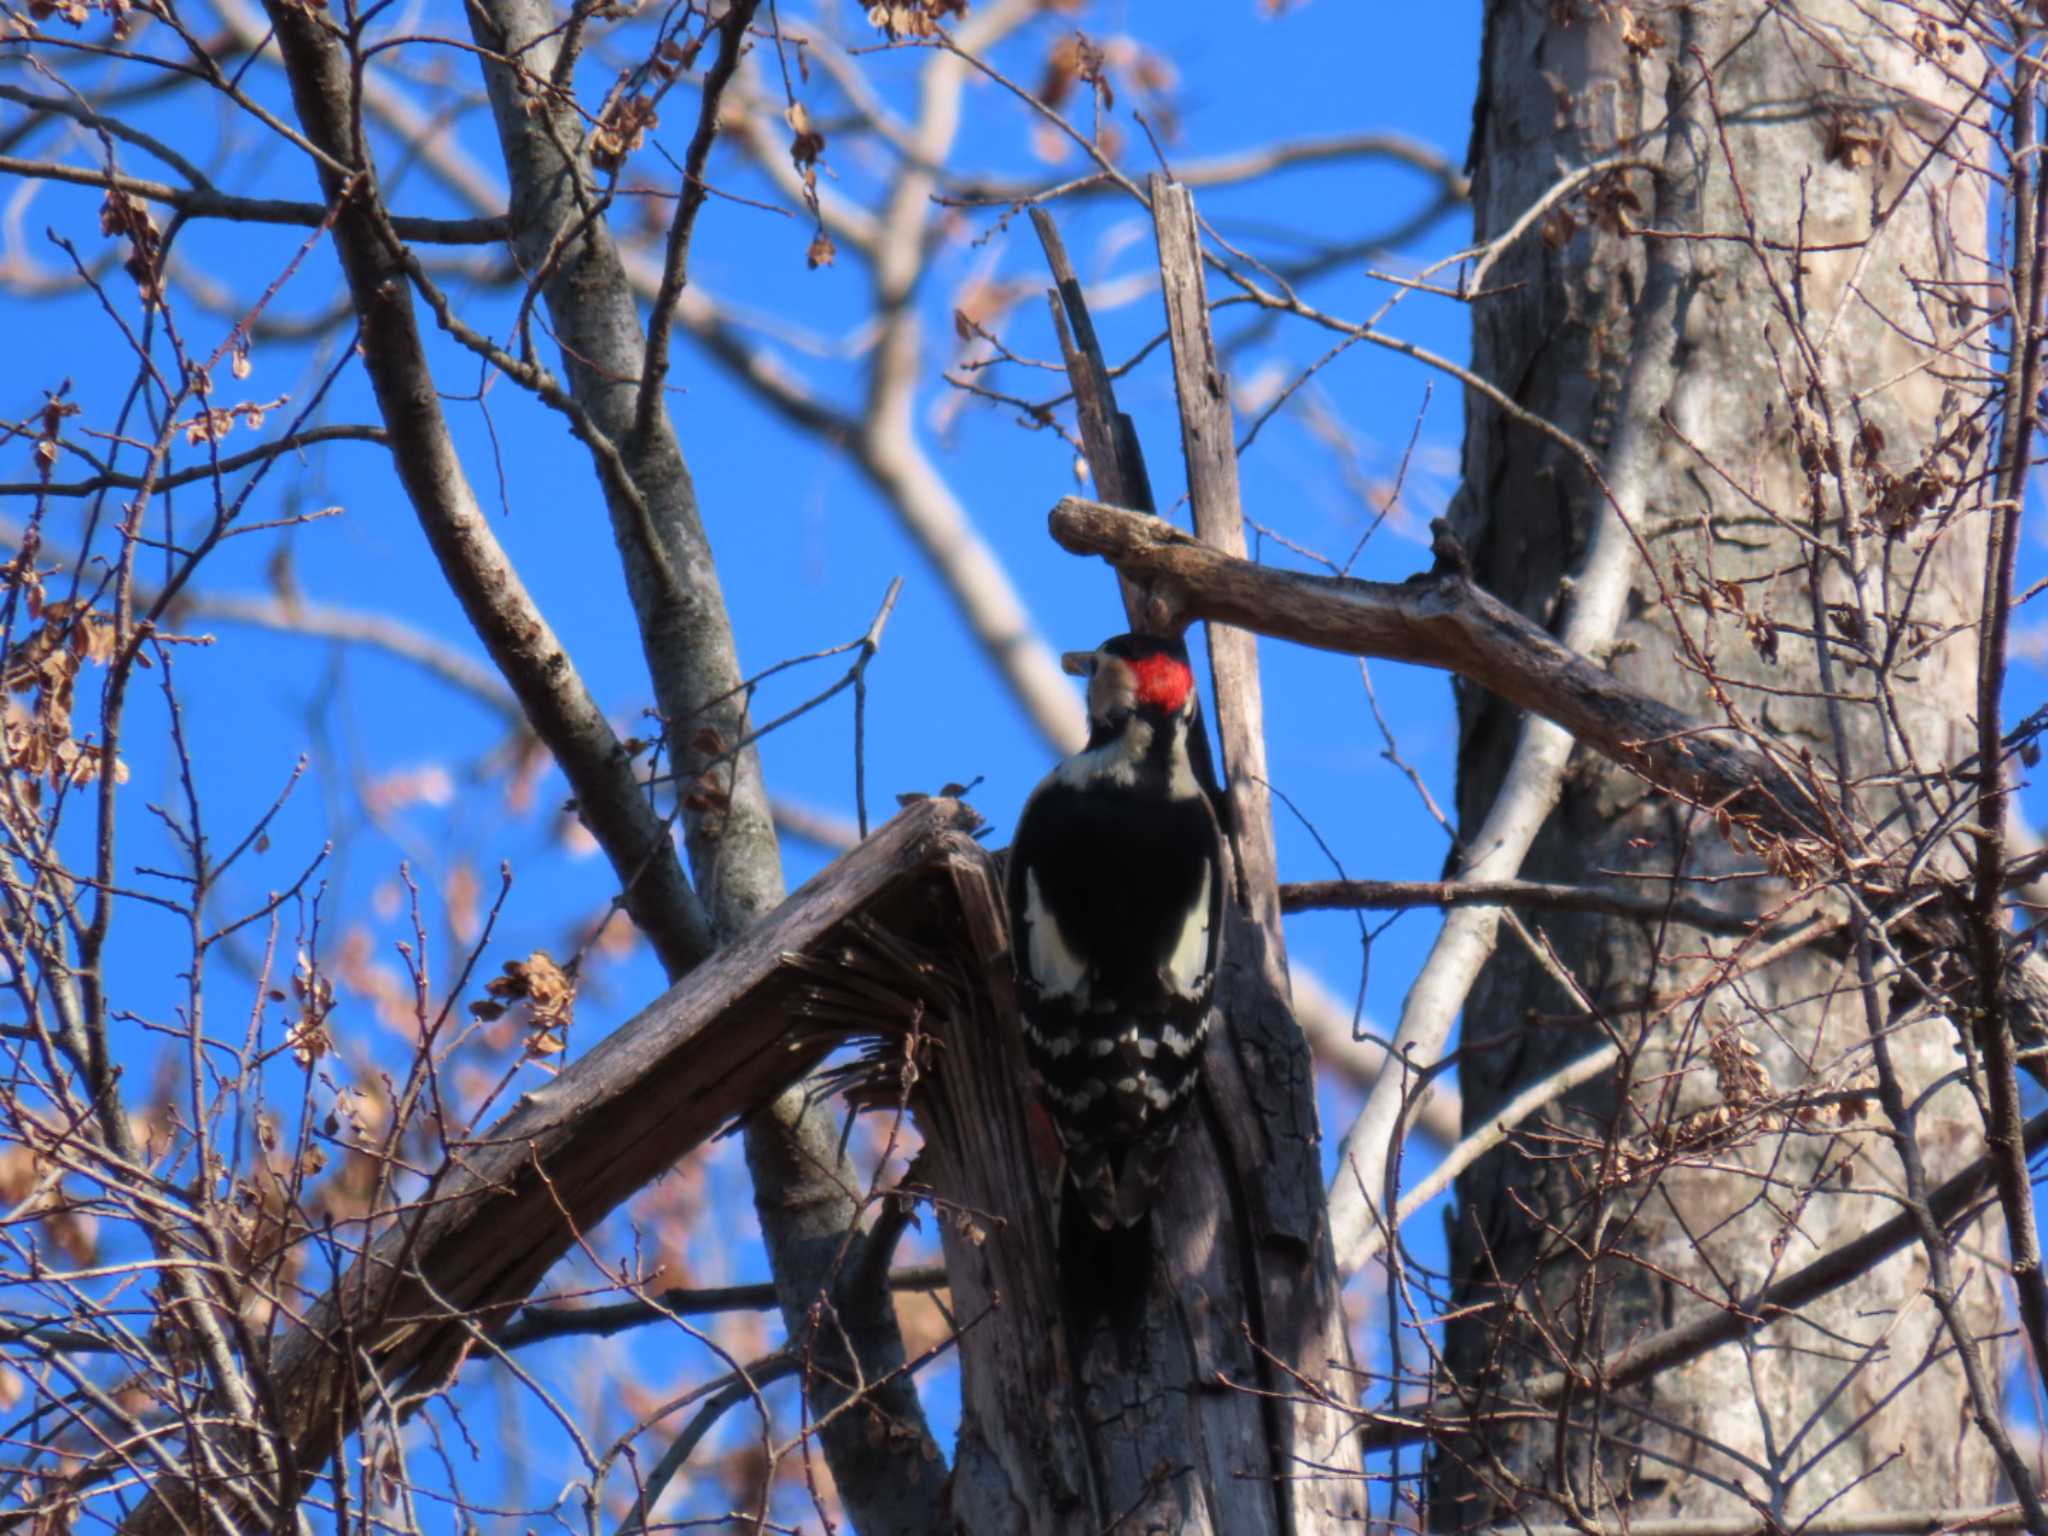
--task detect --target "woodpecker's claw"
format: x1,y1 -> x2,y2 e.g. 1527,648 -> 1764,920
1060,650 -> 1097,677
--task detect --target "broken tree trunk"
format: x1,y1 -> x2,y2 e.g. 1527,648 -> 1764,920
125,799 -> 1018,1535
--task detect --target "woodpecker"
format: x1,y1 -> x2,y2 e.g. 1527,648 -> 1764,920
1007,633 -> 1228,1260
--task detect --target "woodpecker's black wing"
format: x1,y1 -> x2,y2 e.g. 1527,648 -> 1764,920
1007,773 -> 1224,1228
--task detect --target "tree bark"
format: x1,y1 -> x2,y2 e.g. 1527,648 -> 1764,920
1437,3 -> 1998,1528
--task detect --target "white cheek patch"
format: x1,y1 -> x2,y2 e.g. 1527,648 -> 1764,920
1025,869 -> 1090,999
1163,861 -> 1213,999
1052,722 -> 1152,790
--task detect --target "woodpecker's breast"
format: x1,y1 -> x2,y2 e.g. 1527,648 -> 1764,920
1007,777 -> 1223,1139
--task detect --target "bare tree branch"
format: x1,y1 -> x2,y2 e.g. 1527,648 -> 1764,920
498,1266 -> 950,1348
636,0 -> 762,446
0,153 -> 507,243
1047,498 -> 1819,843
1346,1041 -> 1621,1272
945,131 -> 1469,209
0,425 -> 390,498
1281,877 -> 1795,935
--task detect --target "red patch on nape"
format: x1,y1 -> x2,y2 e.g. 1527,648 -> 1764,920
1130,653 -> 1194,714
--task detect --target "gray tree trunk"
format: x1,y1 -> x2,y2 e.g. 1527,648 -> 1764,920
454,8 -> 947,1531
1440,2 -> 2001,1526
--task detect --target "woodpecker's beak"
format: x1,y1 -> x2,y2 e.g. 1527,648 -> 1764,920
1061,650 -> 1097,677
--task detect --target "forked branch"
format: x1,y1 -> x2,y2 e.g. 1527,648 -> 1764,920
1049,497 -> 1823,841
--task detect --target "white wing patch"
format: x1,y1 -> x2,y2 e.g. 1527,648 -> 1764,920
1024,868 -> 1090,999
1163,861 -> 1213,999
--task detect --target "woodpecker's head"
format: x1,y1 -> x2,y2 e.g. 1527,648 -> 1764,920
1053,633 -> 1226,810
1062,633 -> 1199,741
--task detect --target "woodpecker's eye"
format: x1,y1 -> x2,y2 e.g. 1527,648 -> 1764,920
1086,657 -> 1138,721
1128,654 -> 1194,715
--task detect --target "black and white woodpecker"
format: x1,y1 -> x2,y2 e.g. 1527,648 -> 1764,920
1007,632 -> 1229,1273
